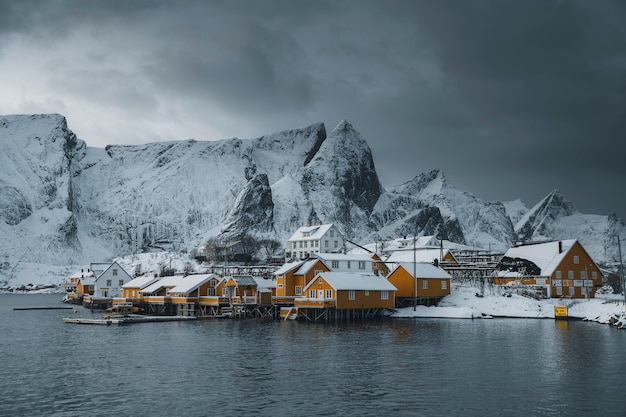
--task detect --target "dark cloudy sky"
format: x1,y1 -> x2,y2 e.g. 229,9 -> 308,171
1,0 -> 625,221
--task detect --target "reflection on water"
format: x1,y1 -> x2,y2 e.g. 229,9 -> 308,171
1,294 -> 626,416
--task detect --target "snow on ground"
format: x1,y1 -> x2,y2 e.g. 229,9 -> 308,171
392,284 -> 626,328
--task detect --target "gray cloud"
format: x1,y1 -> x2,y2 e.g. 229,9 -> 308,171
1,0 -> 625,220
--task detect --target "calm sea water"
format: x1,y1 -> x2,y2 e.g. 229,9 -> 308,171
1,294 -> 625,417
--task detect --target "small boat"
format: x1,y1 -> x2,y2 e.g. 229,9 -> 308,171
103,303 -> 143,319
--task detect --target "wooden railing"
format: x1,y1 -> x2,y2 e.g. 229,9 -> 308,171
294,298 -> 336,308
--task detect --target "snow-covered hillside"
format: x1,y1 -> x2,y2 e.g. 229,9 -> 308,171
1,113 -> 625,285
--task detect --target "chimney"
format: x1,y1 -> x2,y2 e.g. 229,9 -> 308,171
558,241 -> 562,253
318,220 -> 323,225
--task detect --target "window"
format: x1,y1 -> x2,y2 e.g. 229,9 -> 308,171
348,290 -> 355,300
112,269 -> 118,276
556,286 -> 562,296
422,280 -> 428,289
304,241 -> 308,248
330,230 -> 335,238
118,280 -> 124,287
573,255 -> 579,264
299,241 -> 303,248
209,279 -> 217,287
364,290 -> 369,296
325,289 -> 332,298
309,289 -> 316,298
580,271 -> 587,279
319,278 -> 323,284
278,284 -> 283,288
332,260 -> 339,269
347,261 -> 351,269
334,241 -> 338,248
555,270 -> 562,279
106,280 -> 112,287
592,271 -> 598,279
207,288 -> 216,296
314,270 -> 323,276
222,288 -> 228,296
325,241 -> 329,248
441,280 -> 447,290
568,271 -> 574,279
358,261 -> 366,270
381,290 -> 388,300
295,286 -> 302,295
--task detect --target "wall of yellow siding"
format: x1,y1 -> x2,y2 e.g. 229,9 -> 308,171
551,241 -> 603,298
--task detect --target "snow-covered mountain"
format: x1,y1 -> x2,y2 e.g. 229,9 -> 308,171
513,189 -> 625,262
1,113 -> 624,284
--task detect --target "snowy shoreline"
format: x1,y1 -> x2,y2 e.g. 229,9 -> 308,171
392,285 -> 626,328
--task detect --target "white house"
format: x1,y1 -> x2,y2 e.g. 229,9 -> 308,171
314,253 -> 376,273
91,262 -> 133,299
286,222 -> 345,261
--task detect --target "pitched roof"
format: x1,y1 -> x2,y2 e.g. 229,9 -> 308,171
230,275 -> 257,286
253,277 -> 276,290
501,239 -> 577,276
169,274 -> 219,295
392,262 -> 452,279
140,275 -> 186,294
386,248 -> 453,263
296,258 -> 327,275
122,276 -> 159,289
288,224 -> 336,242
274,260 -> 305,275
309,272 -> 397,291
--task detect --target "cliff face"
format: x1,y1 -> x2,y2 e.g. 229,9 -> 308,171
1,113 -> 624,284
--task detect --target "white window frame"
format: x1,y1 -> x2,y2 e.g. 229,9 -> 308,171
573,255 -> 579,264
295,285 -> 302,295
348,290 -> 355,300
309,289 -> 316,298
381,290 -> 388,300
325,289 -> 332,298
422,280 -> 428,289
441,280 -> 447,290
358,261 -> 366,270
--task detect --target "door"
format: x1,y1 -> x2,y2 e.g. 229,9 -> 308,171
318,289 -> 324,299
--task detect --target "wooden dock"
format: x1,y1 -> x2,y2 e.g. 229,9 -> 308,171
62,316 -> 198,325
14,306 -> 75,310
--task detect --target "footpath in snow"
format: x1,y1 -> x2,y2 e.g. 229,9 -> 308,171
392,285 -> 626,328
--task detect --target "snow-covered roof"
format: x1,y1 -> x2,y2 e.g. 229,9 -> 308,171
230,275 -> 257,286
169,274 -> 219,295
310,272 -> 397,291
288,223 -> 337,242
71,269 -> 95,279
140,275 -> 186,294
392,262 -> 452,279
502,240 -> 577,276
274,261 -> 305,275
296,258 -> 327,275
253,277 -> 276,289
79,277 -> 95,285
122,276 -> 159,289
386,248 -> 451,264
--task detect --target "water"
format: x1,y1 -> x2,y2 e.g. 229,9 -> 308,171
1,294 -> 625,416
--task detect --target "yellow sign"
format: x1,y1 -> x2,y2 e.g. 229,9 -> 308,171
554,306 -> 568,318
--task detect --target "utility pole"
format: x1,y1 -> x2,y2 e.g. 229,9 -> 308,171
618,236 -> 625,309
413,234 -> 417,311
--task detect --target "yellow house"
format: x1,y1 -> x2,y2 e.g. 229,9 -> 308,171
386,262 -> 452,306
274,259 -> 330,304
496,239 -> 603,298
295,272 -> 397,310
214,275 -> 259,305
119,275 -> 160,303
